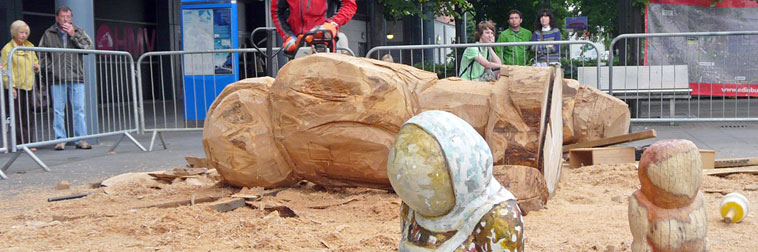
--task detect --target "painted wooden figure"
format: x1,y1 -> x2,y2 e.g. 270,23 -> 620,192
388,110 -> 524,252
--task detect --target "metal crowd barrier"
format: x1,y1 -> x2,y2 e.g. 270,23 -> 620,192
365,40 -> 602,84
1,47 -> 145,177
607,31 -> 758,122
137,48 -> 280,151
0,73 -> 7,179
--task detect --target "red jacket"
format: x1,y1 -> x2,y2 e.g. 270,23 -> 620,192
271,0 -> 357,40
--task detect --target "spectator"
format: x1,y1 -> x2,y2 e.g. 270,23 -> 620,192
1,20 -> 39,151
38,5 -> 93,150
495,10 -> 532,66
381,54 -> 394,63
531,9 -> 561,66
272,0 -> 356,58
459,20 -> 503,81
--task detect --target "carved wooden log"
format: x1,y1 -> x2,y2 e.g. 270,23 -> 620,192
561,79 -> 579,144
269,54 -> 437,188
572,85 -> 631,143
202,77 -> 297,188
629,139 -> 707,252
417,78 -> 493,136
485,65 -> 554,168
202,55 -> 628,199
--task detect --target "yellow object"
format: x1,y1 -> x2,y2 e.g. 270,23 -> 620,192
720,192 -> 749,223
1,40 -> 39,90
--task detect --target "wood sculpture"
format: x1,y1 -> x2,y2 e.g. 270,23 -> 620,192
389,110 -> 523,251
203,53 -> 629,203
628,139 -> 708,251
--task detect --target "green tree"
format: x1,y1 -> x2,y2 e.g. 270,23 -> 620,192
378,0 -> 473,44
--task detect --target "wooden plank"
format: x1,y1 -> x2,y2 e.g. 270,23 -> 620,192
700,150 -> 715,170
541,67 -> 564,198
208,198 -> 247,212
704,167 -> 758,176
714,157 -> 758,168
569,147 -> 636,168
562,129 -> 657,152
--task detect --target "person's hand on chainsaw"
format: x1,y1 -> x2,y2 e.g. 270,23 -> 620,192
312,21 -> 338,39
283,36 -> 300,53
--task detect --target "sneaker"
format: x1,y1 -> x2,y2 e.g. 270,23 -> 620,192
76,140 -> 92,150
54,143 -> 65,151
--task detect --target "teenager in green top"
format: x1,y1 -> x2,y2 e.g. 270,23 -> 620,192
495,10 -> 532,66
459,20 -> 503,81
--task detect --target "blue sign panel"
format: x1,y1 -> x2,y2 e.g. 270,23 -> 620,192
180,1 -> 238,121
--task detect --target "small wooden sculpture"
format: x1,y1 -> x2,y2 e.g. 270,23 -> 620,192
388,110 -> 524,251
628,139 -> 708,252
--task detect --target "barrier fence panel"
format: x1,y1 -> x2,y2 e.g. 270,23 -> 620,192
0,71 -> 7,179
1,47 -> 145,177
365,40 -> 602,84
606,31 -> 758,123
137,48 -> 286,151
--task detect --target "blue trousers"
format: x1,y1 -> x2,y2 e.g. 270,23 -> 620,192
51,83 -> 87,144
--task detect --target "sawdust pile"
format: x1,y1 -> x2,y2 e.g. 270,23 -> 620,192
1,163 -> 756,251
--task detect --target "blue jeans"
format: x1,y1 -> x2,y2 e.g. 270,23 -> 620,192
52,83 -> 87,144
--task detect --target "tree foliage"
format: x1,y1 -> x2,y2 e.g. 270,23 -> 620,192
378,0 -> 472,21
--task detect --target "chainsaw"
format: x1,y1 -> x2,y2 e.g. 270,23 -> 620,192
284,27 -> 336,59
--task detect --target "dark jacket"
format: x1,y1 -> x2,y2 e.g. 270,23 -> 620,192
271,0 -> 357,40
38,23 -> 93,83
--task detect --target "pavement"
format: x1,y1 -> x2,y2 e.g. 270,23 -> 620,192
1,121 -> 757,195
0,131 -> 205,196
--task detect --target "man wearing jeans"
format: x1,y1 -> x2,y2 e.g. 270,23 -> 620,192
38,6 -> 93,150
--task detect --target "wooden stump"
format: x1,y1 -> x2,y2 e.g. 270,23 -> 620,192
492,165 -> 548,214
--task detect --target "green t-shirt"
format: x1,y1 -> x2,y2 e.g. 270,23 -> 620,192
494,28 -> 533,66
459,45 -> 491,81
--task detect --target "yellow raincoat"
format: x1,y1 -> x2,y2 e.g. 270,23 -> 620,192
1,40 -> 38,90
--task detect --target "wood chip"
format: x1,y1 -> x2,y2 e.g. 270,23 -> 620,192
55,181 -> 70,190
185,156 -> 211,168
139,196 -> 221,209
704,189 -> 729,195
308,196 -> 362,209
208,198 -> 247,213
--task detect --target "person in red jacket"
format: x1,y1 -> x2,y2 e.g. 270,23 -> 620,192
272,0 -> 356,56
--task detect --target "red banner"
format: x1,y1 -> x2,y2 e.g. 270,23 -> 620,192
649,0 -> 758,8
690,83 -> 758,97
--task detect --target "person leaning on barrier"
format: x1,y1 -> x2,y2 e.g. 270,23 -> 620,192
38,5 -> 93,150
1,20 -> 39,151
531,9 -> 561,67
494,10 -> 532,66
459,20 -> 504,82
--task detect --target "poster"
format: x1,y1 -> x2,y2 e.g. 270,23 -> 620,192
182,8 -> 234,75
182,9 -> 214,75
